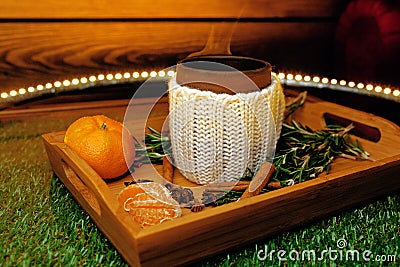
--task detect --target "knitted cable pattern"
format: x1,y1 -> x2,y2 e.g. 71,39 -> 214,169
168,74 -> 285,185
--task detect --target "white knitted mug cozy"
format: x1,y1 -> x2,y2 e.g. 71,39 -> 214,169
168,74 -> 285,185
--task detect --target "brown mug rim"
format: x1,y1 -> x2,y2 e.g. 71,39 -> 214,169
175,55 -> 272,94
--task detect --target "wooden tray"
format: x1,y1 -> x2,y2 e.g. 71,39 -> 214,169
42,98 -> 400,267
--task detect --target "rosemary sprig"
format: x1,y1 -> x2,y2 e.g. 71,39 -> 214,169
273,121 -> 370,184
134,126 -> 172,165
284,91 -> 307,120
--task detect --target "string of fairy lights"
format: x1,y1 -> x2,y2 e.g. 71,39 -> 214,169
278,73 -> 400,102
0,70 -> 399,108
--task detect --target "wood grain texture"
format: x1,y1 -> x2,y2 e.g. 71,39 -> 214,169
0,21 -> 336,92
41,97 -> 400,266
0,0 -> 350,99
0,0 -> 347,19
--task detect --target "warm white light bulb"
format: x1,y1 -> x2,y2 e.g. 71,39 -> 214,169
80,77 -> 88,83
393,90 -> 400,97
72,78 -> 79,85
312,76 -> 320,83
97,74 -> 104,81
1,92 -> 8,98
45,83 -> 52,89
383,88 -> 391,94
10,90 -> 17,96
374,86 -> 382,93
63,80 -> 71,86
54,81 -> 62,87
339,80 -> 346,86
286,74 -> 294,80
141,71 -> 149,78
357,83 -> 364,89
37,85 -> 44,91
348,82 -> 355,87
366,84 -> 373,91
304,75 -> 311,82
150,71 -> 157,78
115,73 -> 122,80
123,72 -> 131,79
158,71 -> 166,77
330,79 -> 338,85
18,88 -> 26,94
295,74 -> 302,81
278,73 -> 285,79
106,74 -> 114,80
321,78 -> 329,84
28,87 -> 35,93
167,70 -> 175,77
133,72 -> 140,78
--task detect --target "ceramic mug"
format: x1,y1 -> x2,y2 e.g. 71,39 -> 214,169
168,55 -> 283,185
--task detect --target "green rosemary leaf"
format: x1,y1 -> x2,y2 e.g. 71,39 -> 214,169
147,126 -> 161,135
284,91 -> 307,119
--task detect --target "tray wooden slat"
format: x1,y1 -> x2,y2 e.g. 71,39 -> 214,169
42,99 -> 400,266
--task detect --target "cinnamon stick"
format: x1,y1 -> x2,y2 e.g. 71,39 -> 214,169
162,156 -> 174,183
218,181 -> 250,187
206,184 -> 249,192
204,180 -> 250,192
240,162 -> 275,200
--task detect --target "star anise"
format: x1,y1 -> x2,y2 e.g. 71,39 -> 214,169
201,190 -> 225,206
165,183 -> 194,204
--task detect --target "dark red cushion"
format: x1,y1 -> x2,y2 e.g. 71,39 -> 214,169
335,0 -> 400,84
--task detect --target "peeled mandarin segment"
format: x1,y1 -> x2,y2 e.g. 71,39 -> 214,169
117,183 -> 181,226
137,182 -> 181,207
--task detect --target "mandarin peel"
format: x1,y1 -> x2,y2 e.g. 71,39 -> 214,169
64,115 -> 135,179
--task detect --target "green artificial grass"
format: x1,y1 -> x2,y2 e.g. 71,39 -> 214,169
0,117 -> 399,266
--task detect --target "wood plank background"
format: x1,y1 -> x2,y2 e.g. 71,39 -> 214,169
1,0 -> 346,19
0,0 -> 350,94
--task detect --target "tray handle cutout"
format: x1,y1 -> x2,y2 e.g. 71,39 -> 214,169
61,160 -> 102,216
54,143 -> 122,217
323,113 -> 381,142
